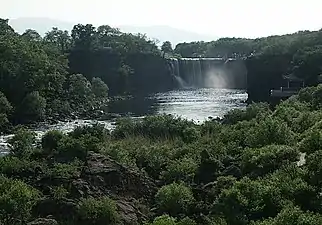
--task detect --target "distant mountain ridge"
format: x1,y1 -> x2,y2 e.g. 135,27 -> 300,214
9,17 -> 218,46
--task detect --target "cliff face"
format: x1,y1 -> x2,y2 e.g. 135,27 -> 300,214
125,53 -> 176,94
68,50 -> 175,96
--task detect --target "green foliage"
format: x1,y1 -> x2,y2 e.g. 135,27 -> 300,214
49,159 -> 82,179
241,145 -> 300,177
0,175 -> 40,224
113,115 -> 199,142
0,113 -> 10,132
50,185 -> 69,200
0,91 -> 12,114
44,27 -> 71,52
77,196 -> 119,225
3,21 -> 322,225
91,77 -> 109,99
245,117 -> 294,148
161,157 -> 198,183
306,150 -> 322,188
70,123 -> 107,142
68,74 -> 94,107
155,182 -> 195,216
148,215 -> 177,225
22,29 -> 42,42
56,135 -> 88,160
299,130 -> 322,154
0,156 -> 46,178
18,91 -> 47,122
41,130 -> 65,154
223,103 -> 271,124
215,165 -> 315,225
147,215 -> 197,225
254,205 -> 322,225
8,128 -> 36,158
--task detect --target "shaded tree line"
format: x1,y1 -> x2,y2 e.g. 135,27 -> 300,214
174,30 -> 322,102
0,18 -> 176,130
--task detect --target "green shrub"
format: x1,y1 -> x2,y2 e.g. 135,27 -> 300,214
146,215 -> 197,225
298,86 -> 316,103
50,185 -> 69,199
177,217 -> 197,225
298,130 -> 322,154
49,159 -> 82,179
155,182 -> 195,216
253,205 -> 322,225
161,157 -> 198,183
91,77 -> 109,99
0,113 -> 10,132
223,103 -> 271,125
8,128 -> 36,158
18,91 -> 47,122
147,215 -> 176,225
241,145 -> 300,177
306,150 -> 322,188
245,117 -> 295,148
0,91 -> 12,114
215,165 -> 315,225
56,136 -> 87,160
70,123 -> 107,142
0,156 -> 46,178
113,115 -> 198,142
312,84 -> 322,109
41,130 -> 65,154
0,175 -> 40,224
77,196 -> 119,225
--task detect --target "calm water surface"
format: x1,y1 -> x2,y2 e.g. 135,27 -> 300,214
109,88 -> 247,122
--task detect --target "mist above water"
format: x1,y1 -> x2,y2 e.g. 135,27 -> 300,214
204,68 -> 231,88
169,58 -> 247,89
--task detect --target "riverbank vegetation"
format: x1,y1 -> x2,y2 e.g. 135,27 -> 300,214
0,18 -> 175,132
1,85 -> 322,224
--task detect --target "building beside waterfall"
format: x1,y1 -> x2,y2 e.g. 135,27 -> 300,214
270,74 -> 305,98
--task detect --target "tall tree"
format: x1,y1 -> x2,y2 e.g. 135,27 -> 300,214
0,19 -> 15,36
161,41 -> 173,57
71,24 -> 97,50
22,29 -> 42,42
44,27 -> 71,52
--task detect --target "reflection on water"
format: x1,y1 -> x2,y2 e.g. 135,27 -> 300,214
0,88 -> 247,155
109,88 -> 247,122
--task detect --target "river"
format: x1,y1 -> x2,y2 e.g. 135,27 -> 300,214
0,88 -> 247,155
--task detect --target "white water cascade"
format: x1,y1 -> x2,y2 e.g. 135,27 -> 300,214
169,57 -> 247,89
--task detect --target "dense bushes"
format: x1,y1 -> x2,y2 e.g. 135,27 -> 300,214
77,197 -> 119,225
0,175 -> 40,224
113,115 -> 199,142
1,86 -> 322,224
155,183 -> 195,217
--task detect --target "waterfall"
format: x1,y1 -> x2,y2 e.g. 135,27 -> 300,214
168,57 -> 246,89
169,58 -> 188,88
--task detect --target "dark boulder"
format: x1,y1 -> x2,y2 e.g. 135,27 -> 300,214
81,152 -> 157,199
27,218 -> 58,225
33,198 -> 77,221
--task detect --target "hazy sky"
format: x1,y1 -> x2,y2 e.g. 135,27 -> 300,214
2,0 -> 322,38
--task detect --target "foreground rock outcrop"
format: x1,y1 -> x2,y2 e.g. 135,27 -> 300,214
31,152 -> 156,224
